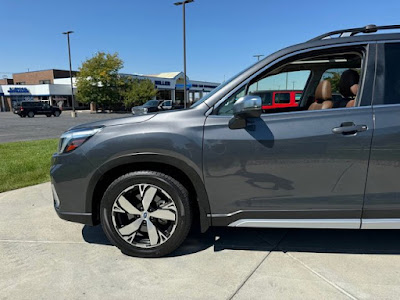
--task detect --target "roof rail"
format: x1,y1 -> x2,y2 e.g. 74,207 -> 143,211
308,24 -> 400,42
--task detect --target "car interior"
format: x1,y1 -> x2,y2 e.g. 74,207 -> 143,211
216,48 -> 365,115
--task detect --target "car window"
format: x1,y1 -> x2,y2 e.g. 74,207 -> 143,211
275,92 -> 290,104
216,86 -> 246,115
248,71 -> 310,94
144,100 -> 159,106
382,43 -> 400,105
215,50 -> 364,115
321,68 -> 360,94
295,93 -> 302,103
216,70 -> 310,115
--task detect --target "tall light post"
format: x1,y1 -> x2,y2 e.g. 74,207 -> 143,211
253,55 -> 264,90
62,31 -> 76,117
174,0 -> 193,109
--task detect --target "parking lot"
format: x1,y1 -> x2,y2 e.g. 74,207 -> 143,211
1,182 -> 400,299
0,111 -> 130,143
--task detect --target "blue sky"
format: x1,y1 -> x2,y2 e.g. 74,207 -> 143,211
1,0 -> 400,83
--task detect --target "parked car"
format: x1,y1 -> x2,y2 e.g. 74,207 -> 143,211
131,100 -> 173,115
14,101 -> 61,118
250,90 -> 302,111
52,24 -> 400,257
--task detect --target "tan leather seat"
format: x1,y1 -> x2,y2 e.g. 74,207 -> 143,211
346,83 -> 359,107
308,80 -> 333,110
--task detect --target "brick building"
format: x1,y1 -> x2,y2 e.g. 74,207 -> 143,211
13,69 -> 77,85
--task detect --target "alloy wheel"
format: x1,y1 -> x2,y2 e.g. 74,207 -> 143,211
111,183 -> 178,248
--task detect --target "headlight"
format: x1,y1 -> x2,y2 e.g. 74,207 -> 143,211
143,107 -> 148,113
58,127 -> 102,154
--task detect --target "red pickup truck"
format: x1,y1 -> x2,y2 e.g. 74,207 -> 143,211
250,90 -> 302,110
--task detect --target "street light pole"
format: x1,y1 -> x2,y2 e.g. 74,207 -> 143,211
62,31 -> 76,117
174,0 -> 193,109
253,55 -> 264,90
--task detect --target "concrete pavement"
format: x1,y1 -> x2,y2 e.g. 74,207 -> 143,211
1,183 -> 400,299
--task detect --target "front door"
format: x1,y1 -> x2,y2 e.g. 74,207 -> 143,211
203,45 -> 375,227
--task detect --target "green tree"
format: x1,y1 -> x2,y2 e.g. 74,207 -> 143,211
123,78 -> 158,108
76,52 -> 124,109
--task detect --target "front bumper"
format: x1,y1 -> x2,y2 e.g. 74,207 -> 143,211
51,150 -> 100,226
55,209 -> 94,225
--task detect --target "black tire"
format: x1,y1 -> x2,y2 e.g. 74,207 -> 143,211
54,111 -> 60,117
100,171 -> 192,258
19,114 -> 23,118
46,114 -> 51,117
27,111 -> 34,118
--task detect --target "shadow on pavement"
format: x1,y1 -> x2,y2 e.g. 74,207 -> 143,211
82,225 -> 400,257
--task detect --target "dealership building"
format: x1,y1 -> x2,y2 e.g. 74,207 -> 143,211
0,69 -> 219,112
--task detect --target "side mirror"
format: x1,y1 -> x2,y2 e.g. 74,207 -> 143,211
229,95 -> 262,129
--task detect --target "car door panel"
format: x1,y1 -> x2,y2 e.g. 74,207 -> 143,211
204,107 -> 373,225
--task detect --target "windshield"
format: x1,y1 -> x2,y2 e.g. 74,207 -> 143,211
143,100 -> 159,106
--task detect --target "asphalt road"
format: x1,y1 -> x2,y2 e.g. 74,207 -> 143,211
1,182 -> 400,299
0,111 -> 131,143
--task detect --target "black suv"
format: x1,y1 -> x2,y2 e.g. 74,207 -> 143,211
51,25 -> 400,257
15,101 -> 62,118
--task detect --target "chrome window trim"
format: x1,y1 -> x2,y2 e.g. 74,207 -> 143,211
212,41 -> 372,114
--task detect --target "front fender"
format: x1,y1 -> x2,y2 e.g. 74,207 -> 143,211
86,153 -> 212,232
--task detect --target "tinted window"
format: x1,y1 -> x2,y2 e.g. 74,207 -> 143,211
295,93 -> 302,103
383,43 -> 400,105
275,93 -> 290,104
144,100 -> 159,106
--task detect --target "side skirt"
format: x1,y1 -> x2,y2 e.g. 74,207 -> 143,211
228,219 -> 360,229
226,218 -> 400,229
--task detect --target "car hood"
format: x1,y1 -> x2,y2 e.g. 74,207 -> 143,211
69,113 -> 156,131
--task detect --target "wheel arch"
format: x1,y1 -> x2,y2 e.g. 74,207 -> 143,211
88,154 -> 211,232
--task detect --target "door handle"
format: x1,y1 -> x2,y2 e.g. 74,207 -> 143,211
332,122 -> 367,135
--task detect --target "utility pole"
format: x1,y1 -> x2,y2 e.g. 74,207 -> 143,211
174,0 -> 194,109
62,31 -> 76,117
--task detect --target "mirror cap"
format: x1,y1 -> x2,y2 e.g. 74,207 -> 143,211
233,95 -> 262,118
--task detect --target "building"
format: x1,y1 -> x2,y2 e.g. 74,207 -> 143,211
0,69 -> 219,112
13,69 -> 78,85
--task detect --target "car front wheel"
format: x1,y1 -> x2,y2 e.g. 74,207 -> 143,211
54,111 -> 60,117
100,171 -> 192,258
27,111 -> 34,118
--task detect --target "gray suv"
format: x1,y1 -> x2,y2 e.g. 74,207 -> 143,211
51,25 -> 400,257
